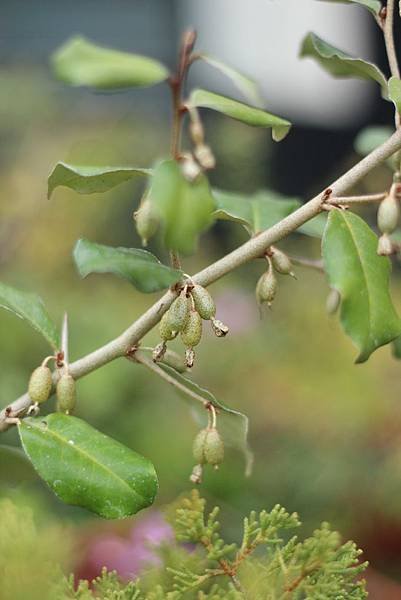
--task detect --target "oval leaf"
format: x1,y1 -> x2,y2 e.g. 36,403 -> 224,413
188,89 -> 291,141
316,0 -> 381,15
155,361 -> 253,476
48,162 -> 151,198
322,210 -> 401,362
73,239 -> 181,293
213,188 -> 301,234
150,160 -> 216,255
0,282 -> 60,350
18,414 -> 158,519
388,76 -> 401,114
197,54 -> 262,105
52,36 -> 169,90
300,32 -> 388,97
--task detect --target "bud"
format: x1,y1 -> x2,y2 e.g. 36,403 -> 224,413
160,348 -> 187,373
167,291 -> 190,332
28,365 -> 52,404
133,197 -> 159,246
194,144 -> 216,170
189,463 -> 203,484
326,288 -> 341,316
56,373 -> 76,414
377,233 -> 395,256
256,267 -> 277,306
190,284 -> 216,320
181,310 -> 202,348
211,317 -> 229,338
377,194 -> 400,235
159,312 -> 178,342
152,341 -> 167,362
181,154 -> 202,182
271,247 -> 294,276
185,347 -> 195,368
193,427 -> 224,467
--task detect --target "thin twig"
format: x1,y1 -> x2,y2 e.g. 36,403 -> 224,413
2,129 -> 401,431
384,0 -> 401,128
327,192 -> 387,205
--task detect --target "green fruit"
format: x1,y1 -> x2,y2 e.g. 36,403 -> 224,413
271,247 -> 293,275
181,310 -> 202,348
256,267 -> 277,306
191,284 -> 216,320
167,291 -> 190,332
193,427 -> 224,466
159,312 -> 177,341
28,366 -> 52,404
134,197 -> 159,246
56,373 -> 76,414
377,194 -> 399,234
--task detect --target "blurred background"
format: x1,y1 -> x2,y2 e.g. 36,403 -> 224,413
1,0 -> 401,597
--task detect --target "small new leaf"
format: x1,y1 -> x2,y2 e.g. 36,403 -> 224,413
48,162 -> 151,198
300,32 -> 388,97
322,210 -> 401,362
18,414 -> 158,519
52,36 -> 169,89
150,160 -> 215,255
388,76 -> 401,115
73,239 -> 181,293
197,54 -> 262,105
0,281 -> 60,350
188,89 -> 291,141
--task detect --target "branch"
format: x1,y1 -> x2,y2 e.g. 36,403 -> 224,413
327,192 -> 386,205
384,0 -> 401,80
2,129 -> 401,432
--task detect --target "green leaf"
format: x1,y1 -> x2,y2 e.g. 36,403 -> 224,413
48,162 -> 150,198
52,36 -> 169,90
158,364 -> 253,476
300,33 -> 388,97
0,282 -> 60,350
73,238 -> 181,293
0,445 -> 37,484
388,76 -> 401,114
354,125 -> 394,157
297,213 -> 328,238
316,0 -> 381,15
392,334 -> 401,359
150,160 -> 216,255
18,414 -> 158,519
188,89 -> 291,141
197,54 -> 262,105
322,210 -> 401,362
213,188 -> 301,234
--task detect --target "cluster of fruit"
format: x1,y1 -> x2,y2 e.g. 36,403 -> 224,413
256,246 -> 295,307
377,181 -> 401,255
153,283 -> 228,368
28,359 -> 76,415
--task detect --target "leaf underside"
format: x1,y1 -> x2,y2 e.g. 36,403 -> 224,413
316,0 -> 381,15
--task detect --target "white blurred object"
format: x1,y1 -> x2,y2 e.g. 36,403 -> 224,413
177,0 -> 377,128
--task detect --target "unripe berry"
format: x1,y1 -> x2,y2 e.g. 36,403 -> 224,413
167,291 -> 191,332
256,267 -> 277,306
159,312 -> 178,342
28,366 -> 52,404
377,233 -> 394,256
133,197 -> 159,246
377,194 -> 400,234
271,247 -> 294,276
190,284 -> 216,320
56,373 -> 76,414
181,310 -> 202,348
193,427 -> 224,467
326,288 -> 341,315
